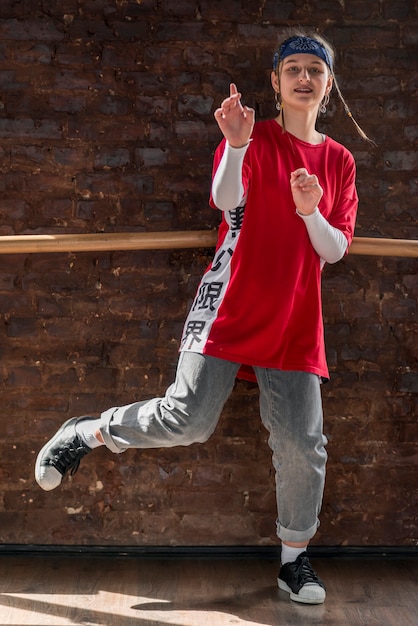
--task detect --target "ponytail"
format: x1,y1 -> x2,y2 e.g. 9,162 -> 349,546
331,73 -> 376,145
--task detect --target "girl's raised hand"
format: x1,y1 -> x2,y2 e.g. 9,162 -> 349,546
214,83 -> 255,148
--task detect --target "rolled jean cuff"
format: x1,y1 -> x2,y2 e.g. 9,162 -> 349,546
277,520 -> 319,544
98,407 -> 126,454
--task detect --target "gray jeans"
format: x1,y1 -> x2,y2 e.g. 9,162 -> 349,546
99,352 -> 327,544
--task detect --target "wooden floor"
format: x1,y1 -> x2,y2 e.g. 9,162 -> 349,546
0,555 -> 416,625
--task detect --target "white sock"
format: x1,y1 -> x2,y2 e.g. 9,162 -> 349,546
76,419 -> 104,449
281,544 -> 306,566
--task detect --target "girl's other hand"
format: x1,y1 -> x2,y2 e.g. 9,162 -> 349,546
290,168 -> 323,215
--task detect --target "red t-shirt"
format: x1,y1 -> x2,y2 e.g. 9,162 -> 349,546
180,119 -> 358,381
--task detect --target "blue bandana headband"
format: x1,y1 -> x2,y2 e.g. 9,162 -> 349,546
273,36 -> 333,71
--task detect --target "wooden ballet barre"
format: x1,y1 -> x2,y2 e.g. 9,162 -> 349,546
349,237 -> 418,258
0,231 -> 416,257
0,231 -> 218,254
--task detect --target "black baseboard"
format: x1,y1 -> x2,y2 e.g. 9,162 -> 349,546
0,544 -> 416,559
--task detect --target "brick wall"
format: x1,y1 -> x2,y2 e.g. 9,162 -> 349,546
0,1 -> 416,547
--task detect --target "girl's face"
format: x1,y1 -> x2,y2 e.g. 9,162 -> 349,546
271,53 -> 333,112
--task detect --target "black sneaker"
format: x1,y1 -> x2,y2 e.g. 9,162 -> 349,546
278,552 -> 326,604
35,417 -> 93,491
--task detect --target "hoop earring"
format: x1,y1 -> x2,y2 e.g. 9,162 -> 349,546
320,93 -> 330,114
274,91 -> 282,112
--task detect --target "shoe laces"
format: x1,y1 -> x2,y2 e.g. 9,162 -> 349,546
294,555 -> 324,588
49,436 -> 90,477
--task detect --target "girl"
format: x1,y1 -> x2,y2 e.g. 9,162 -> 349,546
36,28 -> 369,605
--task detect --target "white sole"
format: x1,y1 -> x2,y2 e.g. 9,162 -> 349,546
278,578 -> 326,605
35,417 -> 79,490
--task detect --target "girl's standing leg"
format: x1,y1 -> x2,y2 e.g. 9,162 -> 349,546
254,367 -> 328,604
254,367 -> 328,544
